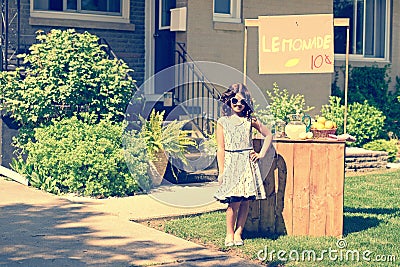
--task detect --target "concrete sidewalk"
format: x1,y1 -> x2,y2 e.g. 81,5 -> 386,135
0,177 -> 263,267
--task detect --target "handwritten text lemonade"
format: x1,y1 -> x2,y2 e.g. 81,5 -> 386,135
261,35 -> 333,53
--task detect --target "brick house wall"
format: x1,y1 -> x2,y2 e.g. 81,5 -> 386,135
15,0 -> 145,86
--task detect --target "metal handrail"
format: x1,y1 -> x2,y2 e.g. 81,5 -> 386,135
175,42 -> 221,136
176,42 -> 221,100
1,0 -> 22,71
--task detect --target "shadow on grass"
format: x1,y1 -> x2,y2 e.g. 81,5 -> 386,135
343,206 -> 400,236
265,260 -> 286,267
344,206 -> 400,215
243,231 -> 284,241
343,215 -> 380,235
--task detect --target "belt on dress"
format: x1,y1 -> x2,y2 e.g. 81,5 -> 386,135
224,148 -> 253,153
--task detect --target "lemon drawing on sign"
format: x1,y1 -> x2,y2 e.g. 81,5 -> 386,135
285,58 -> 300,67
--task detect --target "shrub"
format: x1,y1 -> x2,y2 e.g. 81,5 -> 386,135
257,82 -> 314,126
0,29 -> 137,149
363,139 -> 398,163
348,64 -> 391,108
333,65 -> 399,137
321,96 -> 385,147
11,116 -> 148,197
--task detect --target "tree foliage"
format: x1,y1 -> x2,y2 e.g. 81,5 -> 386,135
0,29 -> 137,149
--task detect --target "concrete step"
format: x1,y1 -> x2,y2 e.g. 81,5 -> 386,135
143,101 -> 202,121
164,168 -> 218,185
164,151 -> 218,185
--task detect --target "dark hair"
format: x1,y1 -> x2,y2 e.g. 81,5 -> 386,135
220,83 -> 253,118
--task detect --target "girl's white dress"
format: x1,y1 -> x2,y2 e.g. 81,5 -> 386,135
214,115 -> 266,202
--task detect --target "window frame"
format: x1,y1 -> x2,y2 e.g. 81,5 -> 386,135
158,0 -> 171,30
334,0 -> 390,62
213,0 -> 241,23
30,0 -> 130,24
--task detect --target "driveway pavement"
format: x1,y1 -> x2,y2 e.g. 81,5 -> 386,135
0,177 -> 263,267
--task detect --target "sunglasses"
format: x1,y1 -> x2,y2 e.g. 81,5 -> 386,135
231,98 -> 246,106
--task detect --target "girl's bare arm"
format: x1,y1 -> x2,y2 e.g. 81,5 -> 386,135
251,118 -> 272,160
216,122 -> 225,176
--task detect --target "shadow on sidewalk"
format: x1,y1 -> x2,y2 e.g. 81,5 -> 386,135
0,200 -> 245,266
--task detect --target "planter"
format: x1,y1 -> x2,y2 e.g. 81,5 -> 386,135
147,150 -> 169,186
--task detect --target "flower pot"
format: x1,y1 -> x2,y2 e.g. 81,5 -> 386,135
147,150 -> 169,187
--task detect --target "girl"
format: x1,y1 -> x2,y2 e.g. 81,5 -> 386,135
214,83 -> 272,247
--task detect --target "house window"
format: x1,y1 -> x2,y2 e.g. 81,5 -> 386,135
213,0 -> 241,23
334,0 -> 389,60
31,0 -> 129,23
159,0 -> 174,29
34,0 -> 121,14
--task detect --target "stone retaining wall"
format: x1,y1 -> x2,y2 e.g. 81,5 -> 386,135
345,147 -> 389,172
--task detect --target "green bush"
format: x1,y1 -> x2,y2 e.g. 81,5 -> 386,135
11,116 -> 148,197
363,139 -> 398,163
321,96 -> 385,146
333,65 -> 399,137
257,82 -> 314,126
348,64 -> 391,108
0,29 -> 137,149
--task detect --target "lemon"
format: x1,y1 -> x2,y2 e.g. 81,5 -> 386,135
324,120 -> 334,129
317,116 -> 326,124
306,132 -> 314,139
299,132 -> 308,140
315,122 -> 325,130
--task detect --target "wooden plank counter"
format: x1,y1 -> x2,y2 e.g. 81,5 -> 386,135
245,138 -> 346,237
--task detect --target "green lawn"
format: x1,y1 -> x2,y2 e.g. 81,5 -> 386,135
163,169 -> 400,266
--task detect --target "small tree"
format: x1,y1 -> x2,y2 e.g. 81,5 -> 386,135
0,29 -> 137,149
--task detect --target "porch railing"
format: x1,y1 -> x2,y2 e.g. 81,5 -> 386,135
174,42 -> 221,136
0,0 -> 22,71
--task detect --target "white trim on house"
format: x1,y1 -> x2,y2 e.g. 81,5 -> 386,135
334,0 -> 390,62
158,0 -> 171,30
145,0 -> 156,95
30,0 -> 130,24
213,0 -> 241,23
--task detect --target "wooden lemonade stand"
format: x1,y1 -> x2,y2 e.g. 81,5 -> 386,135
242,14 -> 350,237
245,138 -> 345,237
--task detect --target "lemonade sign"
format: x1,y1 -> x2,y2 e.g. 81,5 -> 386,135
258,14 -> 334,74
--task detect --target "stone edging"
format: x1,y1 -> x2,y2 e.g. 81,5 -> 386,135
345,147 -> 389,172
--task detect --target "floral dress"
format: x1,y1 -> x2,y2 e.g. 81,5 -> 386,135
214,115 -> 266,203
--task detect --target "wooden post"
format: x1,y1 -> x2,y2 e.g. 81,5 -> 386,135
334,18 -> 350,134
243,19 -> 258,85
243,25 -> 248,85
344,25 -> 350,134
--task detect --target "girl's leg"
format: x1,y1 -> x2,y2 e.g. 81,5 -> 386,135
234,200 -> 250,241
226,202 -> 240,242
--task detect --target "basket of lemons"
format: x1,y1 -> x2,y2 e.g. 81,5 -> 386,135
310,116 -> 337,138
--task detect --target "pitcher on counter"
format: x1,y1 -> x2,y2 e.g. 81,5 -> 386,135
214,83 -> 273,247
